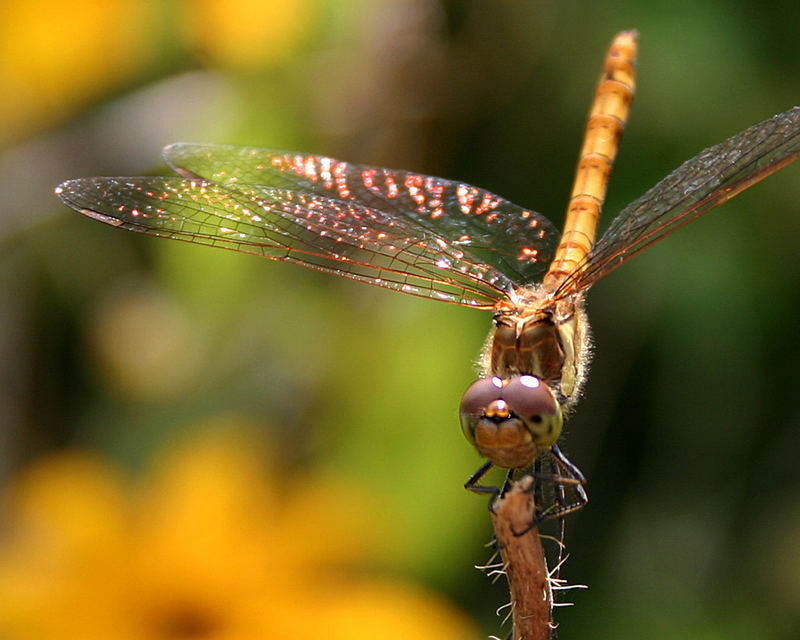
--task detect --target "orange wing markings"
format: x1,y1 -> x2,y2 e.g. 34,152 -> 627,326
542,30 -> 637,293
56,176 -> 513,309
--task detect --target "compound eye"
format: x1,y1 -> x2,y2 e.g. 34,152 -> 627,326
503,375 -> 557,420
502,375 -> 562,446
459,377 -> 504,417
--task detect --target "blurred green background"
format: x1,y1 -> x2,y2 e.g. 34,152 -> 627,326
2,0 -> 800,638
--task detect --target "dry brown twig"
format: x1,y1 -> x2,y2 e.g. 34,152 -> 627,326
488,476 -> 554,640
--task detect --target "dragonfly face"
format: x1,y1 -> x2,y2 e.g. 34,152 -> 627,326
460,374 -> 563,469
55,32 -> 800,515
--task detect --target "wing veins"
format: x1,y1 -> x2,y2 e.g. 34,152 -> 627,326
554,105 -> 800,297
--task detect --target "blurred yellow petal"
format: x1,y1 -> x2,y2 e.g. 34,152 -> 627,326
182,0 -> 315,69
280,579 -> 479,640
0,452 -> 127,550
0,452 -> 131,639
0,0 -> 159,142
276,474 -> 390,569
135,424 -> 280,604
0,426 -> 479,639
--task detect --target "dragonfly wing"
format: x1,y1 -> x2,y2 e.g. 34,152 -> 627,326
163,143 -> 560,284
55,176 -> 516,309
556,105 -> 800,296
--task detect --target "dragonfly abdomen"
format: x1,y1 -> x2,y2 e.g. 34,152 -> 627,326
543,30 -> 637,293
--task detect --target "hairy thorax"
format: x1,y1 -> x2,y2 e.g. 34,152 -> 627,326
480,285 -> 591,409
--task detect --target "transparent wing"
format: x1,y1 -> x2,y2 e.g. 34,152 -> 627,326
556,105 -> 800,297
55,176 -> 517,309
163,143 -> 560,284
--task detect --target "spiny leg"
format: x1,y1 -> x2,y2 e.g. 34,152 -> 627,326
514,445 -> 588,535
464,460 -> 498,496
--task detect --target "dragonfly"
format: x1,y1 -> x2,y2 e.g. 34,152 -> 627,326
56,32 -> 800,522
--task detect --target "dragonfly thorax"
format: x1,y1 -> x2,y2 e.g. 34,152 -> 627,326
482,287 -> 590,407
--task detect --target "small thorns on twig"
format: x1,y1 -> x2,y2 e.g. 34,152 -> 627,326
476,559 -> 508,583
545,550 -> 570,592
490,569 -> 508,584
547,550 -> 568,575
477,547 -> 509,585
475,559 -> 504,572
548,570 -> 587,608
537,532 -> 564,546
546,551 -> 586,609
550,581 -> 587,592
486,564 -> 508,584
479,546 -> 501,564
550,586 -> 587,608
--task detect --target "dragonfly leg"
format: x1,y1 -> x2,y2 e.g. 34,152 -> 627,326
550,478 -> 568,583
532,455 -> 545,515
514,445 -> 589,536
551,443 -> 587,484
535,444 -> 588,519
464,460 -> 499,496
531,459 -> 570,581
500,467 -> 515,496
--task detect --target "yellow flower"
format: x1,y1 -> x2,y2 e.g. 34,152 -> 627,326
0,0 -> 158,144
181,0 -> 314,70
0,426 -> 478,640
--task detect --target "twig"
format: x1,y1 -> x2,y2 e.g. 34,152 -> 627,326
489,475 -> 553,640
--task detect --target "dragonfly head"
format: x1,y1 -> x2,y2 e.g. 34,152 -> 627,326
459,375 -> 563,469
